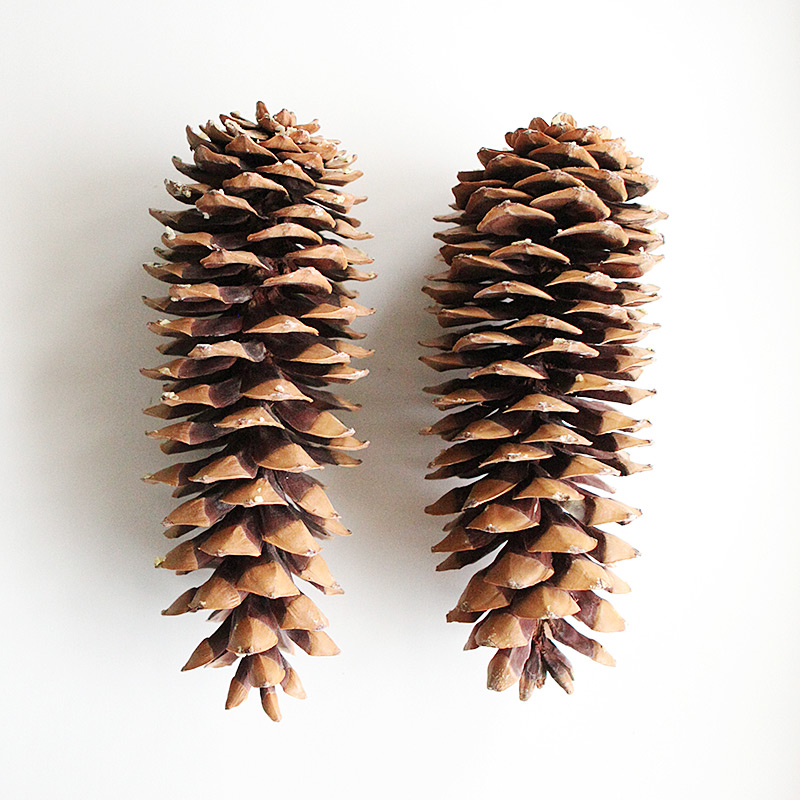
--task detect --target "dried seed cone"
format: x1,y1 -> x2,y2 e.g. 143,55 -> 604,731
423,113 -> 664,699
142,103 -> 374,719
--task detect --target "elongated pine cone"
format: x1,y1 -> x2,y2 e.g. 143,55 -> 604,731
422,113 -> 664,699
142,103 -> 374,720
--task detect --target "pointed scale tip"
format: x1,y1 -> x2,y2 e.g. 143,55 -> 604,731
181,639 -> 214,672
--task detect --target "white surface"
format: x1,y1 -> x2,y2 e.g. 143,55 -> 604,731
2,1 -> 798,797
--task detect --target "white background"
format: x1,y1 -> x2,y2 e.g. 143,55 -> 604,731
2,1 -> 798,797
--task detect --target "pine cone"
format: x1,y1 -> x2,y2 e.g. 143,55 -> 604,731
422,113 -> 664,699
142,103 -> 374,720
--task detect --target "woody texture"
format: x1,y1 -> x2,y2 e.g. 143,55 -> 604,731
142,102 -> 374,720
422,113 -> 664,698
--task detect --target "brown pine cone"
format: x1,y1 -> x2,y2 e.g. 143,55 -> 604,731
142,103 -> 374,720
422,113 -> 664,699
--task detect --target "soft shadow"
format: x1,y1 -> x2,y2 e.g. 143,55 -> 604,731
315,186 -> 464,619
24,159 -> 173,603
